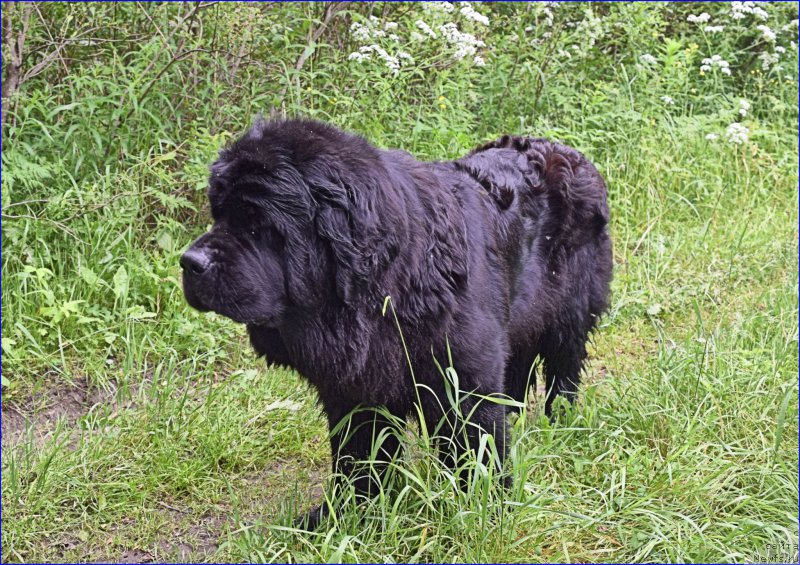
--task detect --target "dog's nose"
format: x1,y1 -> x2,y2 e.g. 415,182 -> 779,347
180,248 -> 210,276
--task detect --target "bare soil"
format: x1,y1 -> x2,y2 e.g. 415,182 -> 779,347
1,376 -> 116,449
2,377 -> 327,563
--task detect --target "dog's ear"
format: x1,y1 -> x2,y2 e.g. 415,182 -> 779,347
310,168 -> 400,304
283,229 -> 329,307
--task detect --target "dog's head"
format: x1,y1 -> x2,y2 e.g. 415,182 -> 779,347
181,119 -> 402,326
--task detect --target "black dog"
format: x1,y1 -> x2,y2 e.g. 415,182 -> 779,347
182,119 -> 612,527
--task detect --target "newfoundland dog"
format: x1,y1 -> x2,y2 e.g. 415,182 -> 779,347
181,118 -> 612,528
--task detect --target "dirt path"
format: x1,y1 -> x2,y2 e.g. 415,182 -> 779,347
2,376 -> 327,562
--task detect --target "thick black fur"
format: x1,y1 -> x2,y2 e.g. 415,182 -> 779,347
182,119 -> 613,528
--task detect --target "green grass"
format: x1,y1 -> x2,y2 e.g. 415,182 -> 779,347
2,2 -> 798,563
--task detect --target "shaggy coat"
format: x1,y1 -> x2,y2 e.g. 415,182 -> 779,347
182,119 -> 613,527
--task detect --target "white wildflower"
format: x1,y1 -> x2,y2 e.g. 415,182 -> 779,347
725,122 -> 749,144
378,54 -> 401,75
348,51 -> 370,62
704,25 -> 725,33
410,31 -> 425,42
738,99 -> 750,117
705,133 -> 719,141
752,5 -> 769,20
524,25 -> 534,33
661,95 -> 675,105
538,3 -> 556,27
473,55 -> 486,66
415,20 -> 438,39
351,18 -> 388,41
384,21 -> 398,31
757,24 -> 776,42
640,53 -> 658,65
700,54 -> 730,75
759,51 -> 780,70
687,13 -> 711,23
356,44 -> 402,74
459,2 -> 490,26
388,33 -> 400,42
424,1 -> 455,13
782,19 -> 799,32
439,22 -> 485,60
397,51 -> 414,63
575,8 -> 604,50
731,1 -> 768,21
775,46 -> 786,54
350,22 -> 371,42
454,45 -> 474,60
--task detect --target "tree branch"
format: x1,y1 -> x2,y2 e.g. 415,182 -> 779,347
276,1 -> 350,111
2,2 -> 34,130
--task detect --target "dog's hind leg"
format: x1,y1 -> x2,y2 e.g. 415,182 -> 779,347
504,350 -> 539,415
540,321 -> 591,419
540,248 -> 609,419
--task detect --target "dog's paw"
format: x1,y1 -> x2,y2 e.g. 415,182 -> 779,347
293,503 -> 330,531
